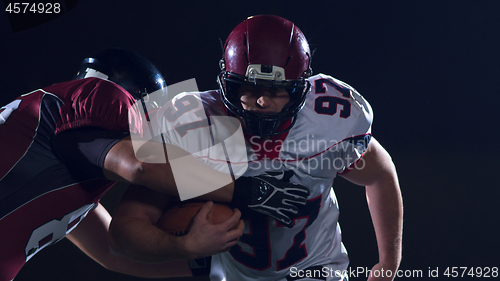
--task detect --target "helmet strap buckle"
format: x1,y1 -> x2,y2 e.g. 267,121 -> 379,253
245,64 -> 285,84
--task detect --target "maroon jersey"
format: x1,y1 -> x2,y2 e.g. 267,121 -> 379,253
0,78 -> 138,281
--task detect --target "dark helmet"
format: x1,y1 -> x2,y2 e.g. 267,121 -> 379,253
218,15 -> 312,137
74,48 -> 167,109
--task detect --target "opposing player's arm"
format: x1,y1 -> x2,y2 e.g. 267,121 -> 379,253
66,202 -> 192,278
52,127 -> 234,201
340,138 -> 403,277
108,184 -> 244,263
102,137 -> 235,202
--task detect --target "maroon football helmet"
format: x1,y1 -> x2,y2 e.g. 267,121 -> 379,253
218,15 -> 312,136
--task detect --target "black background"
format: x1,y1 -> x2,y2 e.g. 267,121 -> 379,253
1,1 -> 499,280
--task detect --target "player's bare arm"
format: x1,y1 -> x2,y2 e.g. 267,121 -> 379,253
66,203 -> 192,278
102,137 -> 234,202
340,138 -> 403,280
108,184 -> 244,264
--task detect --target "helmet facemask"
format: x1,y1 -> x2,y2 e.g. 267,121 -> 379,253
218,65 -> 311,137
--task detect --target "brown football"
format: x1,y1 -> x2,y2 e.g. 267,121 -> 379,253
157,200 -> 237,236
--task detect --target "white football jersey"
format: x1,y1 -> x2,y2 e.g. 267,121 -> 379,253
154,74 -> 373,280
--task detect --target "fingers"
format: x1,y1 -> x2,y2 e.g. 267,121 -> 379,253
223,220 -> 244,251
236,219 -> 245,232
195,201 -> 214,222
271,211 -> 290,225
214,219 -> 243,254
184,203 -> 245,258
224,235 -> 240,249
282,218 -> 293,228
221,208 -> 244,242
286,206 -> 299,214
283,196 -> 307,206
220,208 -> 241,230
284,186 -> 309,205
226,218 -> 244,241
273,211 -> 294,228
286,185 -> 310,196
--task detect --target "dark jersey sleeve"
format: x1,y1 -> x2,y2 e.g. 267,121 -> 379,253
52,127 -> 129,178
42,77 -> 144,136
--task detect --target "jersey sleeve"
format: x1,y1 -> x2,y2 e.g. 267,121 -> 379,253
333,77 -> 373,173
306,74 -> 373,174
47,78 -> 142,135
53,127 -> 130,178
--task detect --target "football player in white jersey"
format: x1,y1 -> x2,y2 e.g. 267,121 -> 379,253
109,15 -> 402,281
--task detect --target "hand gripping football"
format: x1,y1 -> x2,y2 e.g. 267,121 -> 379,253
157,200 -> 237,236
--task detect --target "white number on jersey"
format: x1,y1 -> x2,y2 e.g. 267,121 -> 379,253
0,99 -> 22,125
25,203 -> 95,261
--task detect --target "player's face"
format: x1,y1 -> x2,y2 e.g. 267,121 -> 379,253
237,84 -> 290,113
